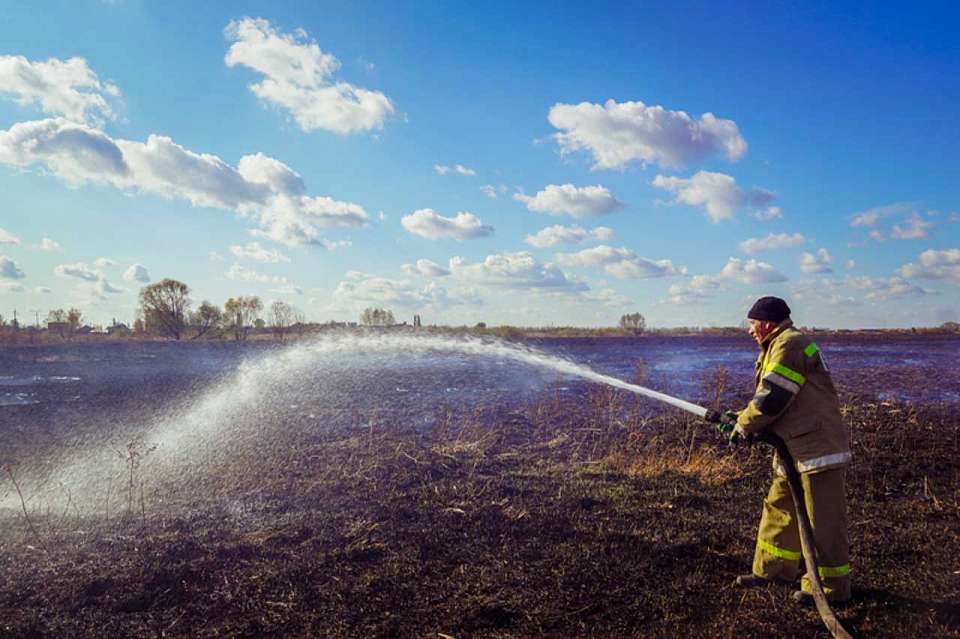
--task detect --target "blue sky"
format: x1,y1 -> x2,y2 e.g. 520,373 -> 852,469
1,1 -> 958,328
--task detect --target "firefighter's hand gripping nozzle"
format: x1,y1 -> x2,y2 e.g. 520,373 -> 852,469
704,409 -> 749,445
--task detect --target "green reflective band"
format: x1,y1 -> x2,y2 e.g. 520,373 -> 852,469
818,564 -> 851,578
804,342 -> 820,357
767,363 -> 806,386
757,538 -> 801,561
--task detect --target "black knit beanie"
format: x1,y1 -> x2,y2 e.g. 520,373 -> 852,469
747,296 -> 791,322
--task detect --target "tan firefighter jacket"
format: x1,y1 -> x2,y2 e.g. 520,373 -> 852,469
735,320 -> 851,474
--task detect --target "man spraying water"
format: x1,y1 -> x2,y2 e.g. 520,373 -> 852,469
720,296 -> 853,605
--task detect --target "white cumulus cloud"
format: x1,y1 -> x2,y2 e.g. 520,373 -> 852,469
434,163 -> 476,176
224,17 -> 394,134
401,208 -> 494,241
0,228 -> 21,245
333,271 -> 466,308
514,184 -> 624,218
890,214 -> 933,240
449,252 -> 587,293
652,171 -> 775,223
548,99 -> 746,170
0,255 -> 26,280
897,248 -> 960,283
225,263 -> 289,285
752,206 -> 783,221
850,202 -> 914,227
0,118 -> 368,247
37,237 -> 63,252
123,264 -> 151,283
54,262 -> 99,281
719,257 -> 787,284
402,258 -> 451,277
556,245 -> 685,280
739,232 -> 805,254
847,276 -> 933,301
524,224 -> 614,248
0,54 -> 120,125
230,241 -> 291,263
800,248 -> 833,273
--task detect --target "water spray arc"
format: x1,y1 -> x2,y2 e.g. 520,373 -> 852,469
2,333 -> 851,637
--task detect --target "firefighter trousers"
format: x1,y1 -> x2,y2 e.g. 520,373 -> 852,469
752,467 -> 851,601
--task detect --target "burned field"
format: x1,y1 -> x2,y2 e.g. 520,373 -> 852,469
1,375 -> 958,638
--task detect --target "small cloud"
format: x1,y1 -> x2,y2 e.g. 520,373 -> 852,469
96,278 -> 124,295
0,228 -> 21,245
481,184 -> 498,199
95,257 -> 118,267
123,264 -> 151,283
35,286 -> 52,293
514,184 -> 624,218
897,248 -> 960,283
434,163 -> 476,176
524,224 -> 615,248
752,206 -> 783,221
54,262 -> 98,281
230,241 -> 291,263
0,256 -> 26,279
209,251 -> 226,261
0,282 -> 25,293
800,248 -> 833,274
890,213 -> 933,240
0,54 -> 121,125
850,202 -> 915,228
320,238 -> 351,251
548,98 -> 746,170
378,210 -> 386,222
225,263 -> 289,285
652,171 -> 774,223
224,18 -> 394,134
739,232 -> 805,255
847,275 -> 934,301
846,259 -> 856,270
401,208 -> 494,241
556,245 -> 685,280
402,258 -> 451,277
719,257 -> 787,284
36,237 -> 63,252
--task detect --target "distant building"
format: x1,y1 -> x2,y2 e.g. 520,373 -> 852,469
47,321 -> 70,334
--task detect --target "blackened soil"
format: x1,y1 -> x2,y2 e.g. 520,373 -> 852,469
1,394 -> 958,638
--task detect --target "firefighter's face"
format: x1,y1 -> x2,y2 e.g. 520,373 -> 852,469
747,319 -> 775,344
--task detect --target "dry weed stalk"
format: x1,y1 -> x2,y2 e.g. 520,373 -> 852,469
3,464 -> 50,553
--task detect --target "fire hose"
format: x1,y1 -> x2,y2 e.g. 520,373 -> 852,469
698,408 -> 853,639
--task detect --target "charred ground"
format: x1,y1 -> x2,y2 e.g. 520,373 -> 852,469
1,383 -> 958,638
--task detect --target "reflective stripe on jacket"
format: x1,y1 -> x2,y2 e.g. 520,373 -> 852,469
736,320 -> 851,474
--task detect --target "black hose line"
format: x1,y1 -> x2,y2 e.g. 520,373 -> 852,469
756,432 -> 853,639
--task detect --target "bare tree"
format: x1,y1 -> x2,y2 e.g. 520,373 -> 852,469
139,279 -> 191,340
189,301 -> 222,339
269,301 -> 295,341
293,309 -> 308,337
618,312 -> 646,336
224,296 -> 263,341
67,308 -> 83,332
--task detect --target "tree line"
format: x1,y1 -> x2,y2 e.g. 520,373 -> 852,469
138,279 -> 304,341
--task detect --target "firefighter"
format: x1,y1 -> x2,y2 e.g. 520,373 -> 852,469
721,296 -> 852,605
